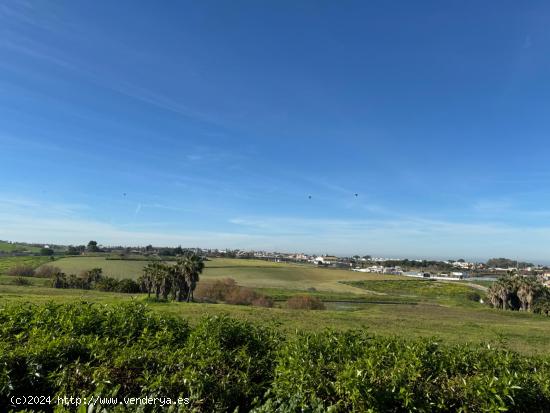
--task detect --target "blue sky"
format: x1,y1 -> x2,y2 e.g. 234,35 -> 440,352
2,1 -> 550,261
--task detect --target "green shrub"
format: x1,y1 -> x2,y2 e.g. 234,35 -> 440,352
115,278 -> 141,293
67,273 -> 91,289
1,302 -> 550,412
262,331 -> 550,412
95,276 -> 119,292
11,276 -> 31,286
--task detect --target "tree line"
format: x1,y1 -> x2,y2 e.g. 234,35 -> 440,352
486,258 -> 534,269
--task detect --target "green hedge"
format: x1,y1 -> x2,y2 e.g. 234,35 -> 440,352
1,302 -> 549,412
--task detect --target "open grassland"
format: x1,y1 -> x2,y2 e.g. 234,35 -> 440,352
4,256 -> 550,356
41,256 -> 162,279
1,284 -> 550,355
0,256 -> 53,274
0,241 -> 41,253
343,279 -> 483,307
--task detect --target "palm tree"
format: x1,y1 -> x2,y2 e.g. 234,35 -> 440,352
156,262 -> 172,300
140,262 -> 157,297
171,253 -> 204,302
517,276 -> 542,312
173,257 -> 191,302
141,261 -> 169,300
487,282 -> 503,309
186,253 -> 204,302
487,276 -> 518,310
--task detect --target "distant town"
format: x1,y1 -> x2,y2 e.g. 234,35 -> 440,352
2,239 -> 549,287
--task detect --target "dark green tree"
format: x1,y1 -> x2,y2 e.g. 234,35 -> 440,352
87,240 -> 100,252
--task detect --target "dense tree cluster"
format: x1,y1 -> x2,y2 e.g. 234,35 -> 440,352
67,245 -> 86,255
86,240 -> 100,253
158,246 -> 185,256
487,275 -> 550,315
138,252 -> 204,302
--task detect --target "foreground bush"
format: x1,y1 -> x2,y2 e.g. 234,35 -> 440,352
0,302 -> 278,412
1,302 -> 550,412
286,294 -> 325,310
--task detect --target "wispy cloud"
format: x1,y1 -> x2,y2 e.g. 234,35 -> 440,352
2,193 -> 550,261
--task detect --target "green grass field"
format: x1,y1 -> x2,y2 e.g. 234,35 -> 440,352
2,256 -> 550,355
343,279 -> 483,307
0,283 -> 549,354
0,240 -> 41,253
0,256 -> 53,274
44,256 -> 408,293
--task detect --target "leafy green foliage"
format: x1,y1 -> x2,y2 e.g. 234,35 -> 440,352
261,331 -> 550,412
2,302 -> 549,412
0,302 -> 276,412
115,278 -> 141,293
51,268 -> 141,295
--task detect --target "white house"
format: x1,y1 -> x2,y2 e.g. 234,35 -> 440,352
313,255 -> 339,265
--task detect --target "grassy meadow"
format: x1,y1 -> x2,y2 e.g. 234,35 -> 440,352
46,256 -> 409,293
1,255 -> 549,355
0,240 -> 41,253
0,255 -> 53,274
